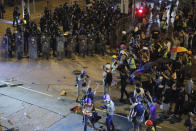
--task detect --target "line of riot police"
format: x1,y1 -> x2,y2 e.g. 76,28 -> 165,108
1,25 -> 109,60
1,0 -> 122,60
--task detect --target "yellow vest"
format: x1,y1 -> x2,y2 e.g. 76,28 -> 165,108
129,58 -> 136,69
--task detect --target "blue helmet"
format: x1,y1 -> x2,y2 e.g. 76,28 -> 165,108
136,96 -> 143,102
87,98 -> 92,103
82,70 -> 87,75
103,94 -> 110,101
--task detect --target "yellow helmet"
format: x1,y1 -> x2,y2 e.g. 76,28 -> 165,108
112,55 -> 117,59
24,20 -> 27,24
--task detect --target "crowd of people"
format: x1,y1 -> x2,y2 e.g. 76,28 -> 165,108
100,0 -> 196,131
1,0 -> 122,60
74,0 -> 196,131
0,0 -> 196,131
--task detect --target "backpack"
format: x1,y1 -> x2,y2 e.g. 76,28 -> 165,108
134,104 -> 145,123
105,72 -> 113,85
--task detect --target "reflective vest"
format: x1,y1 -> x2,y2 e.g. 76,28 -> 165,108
183,21 -> 187,28
158,44 -> 163,52
83,103 -> 93,117
129,58 -> 136,69
187,56 -> 192,66
163,51 -> 168,58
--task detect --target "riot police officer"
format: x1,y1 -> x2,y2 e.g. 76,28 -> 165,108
87,33 -> 95,56
41,31 -> 50,59
78,33 -> 87,58
66,36 -> 74,58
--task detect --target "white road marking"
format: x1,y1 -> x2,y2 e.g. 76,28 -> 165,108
18,86 -> 53,97
1,81 -> 53,97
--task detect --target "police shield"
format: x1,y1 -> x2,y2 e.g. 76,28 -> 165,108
56,36 -> 65,60
66,38 -> 74,58
79,35 -> 87,57
28,37 -> 38,60
41,35 -> 50,59
0,36 -> 8,60
15,32 -> 24,59
87,36 -> 95,56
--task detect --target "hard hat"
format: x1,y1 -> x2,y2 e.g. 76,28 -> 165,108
24,20 -> 27,24
145,120 -> 153,127
143,47 -> 148,50
105,63 -> 111,70
64,31 -> 69,36
134,26 -> 139,32
122,31 -> 126,35
136,96 -> 143,102
187,50 -> 192,55
120,50 -> 126,55
112,55 -> 117,59
87,98 -> 92,103
82,70 -> 87,75
103,94 -> 110,101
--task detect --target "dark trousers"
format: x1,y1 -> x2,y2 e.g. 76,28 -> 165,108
13,17 -> 18,26
120,79 -> 129,100
106,115 -> 115,131
152,120 -> 157,131
84,115 -> 94,131
174,102 -> 184,118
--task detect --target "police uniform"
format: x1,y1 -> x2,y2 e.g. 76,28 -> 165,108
128,57 -> 136,73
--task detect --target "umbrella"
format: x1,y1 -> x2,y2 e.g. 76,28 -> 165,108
135,62 -> 156,74
130,62 -> 155,80
170,46 -> 188,53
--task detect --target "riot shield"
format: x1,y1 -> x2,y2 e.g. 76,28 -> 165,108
15,32 -> 24,59
87,36 -> 95,56
41,35 -> 50,59
0,36 -> 8,61
66,38 -> 74,58
79,35 -> 87,57
28,37 -> 38,60
56,36 -> 65,60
